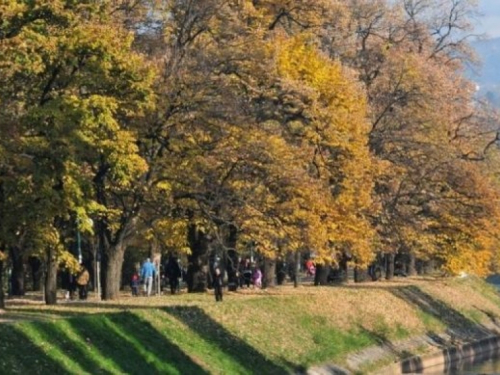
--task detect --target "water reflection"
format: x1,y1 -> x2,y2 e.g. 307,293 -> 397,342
423,351 -> 500,375
457,357 -> 500,374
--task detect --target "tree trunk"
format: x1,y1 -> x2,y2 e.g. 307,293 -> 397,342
44,247 -> 58,305
314,264 -> 329,285
186,225 -> 208,293
94,165 -> 138,301
222,224 -> 238,288
423,259 -> 436,274
407,252 -> 417,276
101,244 -> 125,300
293,251 -> 300,288
9,247 -> 25,296
0,259 -> 5,309
263,257 -> 276,289
28,256 -> 43,291
340,256 -> 349,283
354,266 -> 369,282
385,253 -> 395,280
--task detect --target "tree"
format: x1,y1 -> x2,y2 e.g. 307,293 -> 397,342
0,0 -> 156,301
0,250 -> 5,309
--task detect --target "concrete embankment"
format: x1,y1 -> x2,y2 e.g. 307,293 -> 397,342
306,333 -> 500,375
382,335 -> 500,374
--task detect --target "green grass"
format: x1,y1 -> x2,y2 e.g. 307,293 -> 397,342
0,294 -> 380,374
2,277 -> 500,374
416,309 -> 446,332
295,314 -> 376,365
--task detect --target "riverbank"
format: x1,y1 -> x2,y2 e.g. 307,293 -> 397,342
1,276 -> 500,374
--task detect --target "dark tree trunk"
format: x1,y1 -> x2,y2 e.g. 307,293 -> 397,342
293,251 -> 300,288
354,266 -> 369,282
0,259 -> 5,309
44,247 -> 58,305
263,257 -> 275,289
186,225 -> 208,293
385,253 -> 395,280
221,224 -> 238,288
407,252 -> 417,276
9,247 -> 25,296
101,244 -> 125,300
423,259 -> 436,274
94,165 -> 138,300
314,264 -> 329,285
224,224 -> 238,249
416,259 -> 424,275
28,256 -> 43,291
340,257 -> 349,283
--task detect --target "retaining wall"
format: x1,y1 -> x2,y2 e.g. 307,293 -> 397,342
381,335 -> 500,374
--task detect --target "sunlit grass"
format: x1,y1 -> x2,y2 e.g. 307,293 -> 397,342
2,277 -> 500,374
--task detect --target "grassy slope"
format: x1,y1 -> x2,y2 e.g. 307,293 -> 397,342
1,276 -> 500,374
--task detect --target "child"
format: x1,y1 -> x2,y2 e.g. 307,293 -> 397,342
131,272 -> 140,297
253,266 -> 262,289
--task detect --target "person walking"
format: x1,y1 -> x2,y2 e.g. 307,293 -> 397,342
213,267 -> 223,302
240,258 -> 252,288
141,258 -> 156,297
76,265 -> 90,300
165,255 -> 182,295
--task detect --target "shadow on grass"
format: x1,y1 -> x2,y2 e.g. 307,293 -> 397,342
476,307 -> 500,329
1,311 -> 209,375
67,311 -> 209,374
0,324 -> 68,374
337,283 -> 500,373
357,326 -> 415,361
164,305 -> 290,374
4,301 -> 162,319
390,285 -> 492,341
23,320 -> 111,375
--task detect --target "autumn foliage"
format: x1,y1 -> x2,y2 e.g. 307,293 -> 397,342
1,0 -> 499,301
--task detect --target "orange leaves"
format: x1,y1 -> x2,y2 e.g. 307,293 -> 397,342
264,34 -> 376,263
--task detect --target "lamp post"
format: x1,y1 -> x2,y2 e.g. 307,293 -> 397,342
76,219 -> 82,265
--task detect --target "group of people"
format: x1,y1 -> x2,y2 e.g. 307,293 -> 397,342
130,257 -> 157,297
237,258 -> 262,289
213,260 -> 263,302
63,255 -> 317,303
131,256 -> 184,297
129,256 -> 267,302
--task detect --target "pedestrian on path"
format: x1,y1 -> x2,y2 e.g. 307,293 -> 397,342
141,258 -> 156,296
76,265 -> 89,300
213,267 -> 223,302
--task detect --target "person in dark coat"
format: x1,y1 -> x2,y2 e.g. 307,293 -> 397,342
165,256 -> 182,295
239,258 -> 252,288
213,267 -> 223,302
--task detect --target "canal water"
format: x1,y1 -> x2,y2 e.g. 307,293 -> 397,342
455,278 -> 500,374
416,277 -> 500,374
457,358 -> 500,374
421,353 -> 500,374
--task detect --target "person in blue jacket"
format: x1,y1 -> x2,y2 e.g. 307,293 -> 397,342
141,258 -> 156,297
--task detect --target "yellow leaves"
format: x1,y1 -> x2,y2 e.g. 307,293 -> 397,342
439,242 -> 492,278
148,218 -> 191,254
275,34 -> 366,115
57,249 -> 80,274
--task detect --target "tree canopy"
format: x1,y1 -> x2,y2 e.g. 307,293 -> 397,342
1,0 -> 499,302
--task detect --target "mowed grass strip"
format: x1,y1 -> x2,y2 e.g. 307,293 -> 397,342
2,276 -> 500,374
